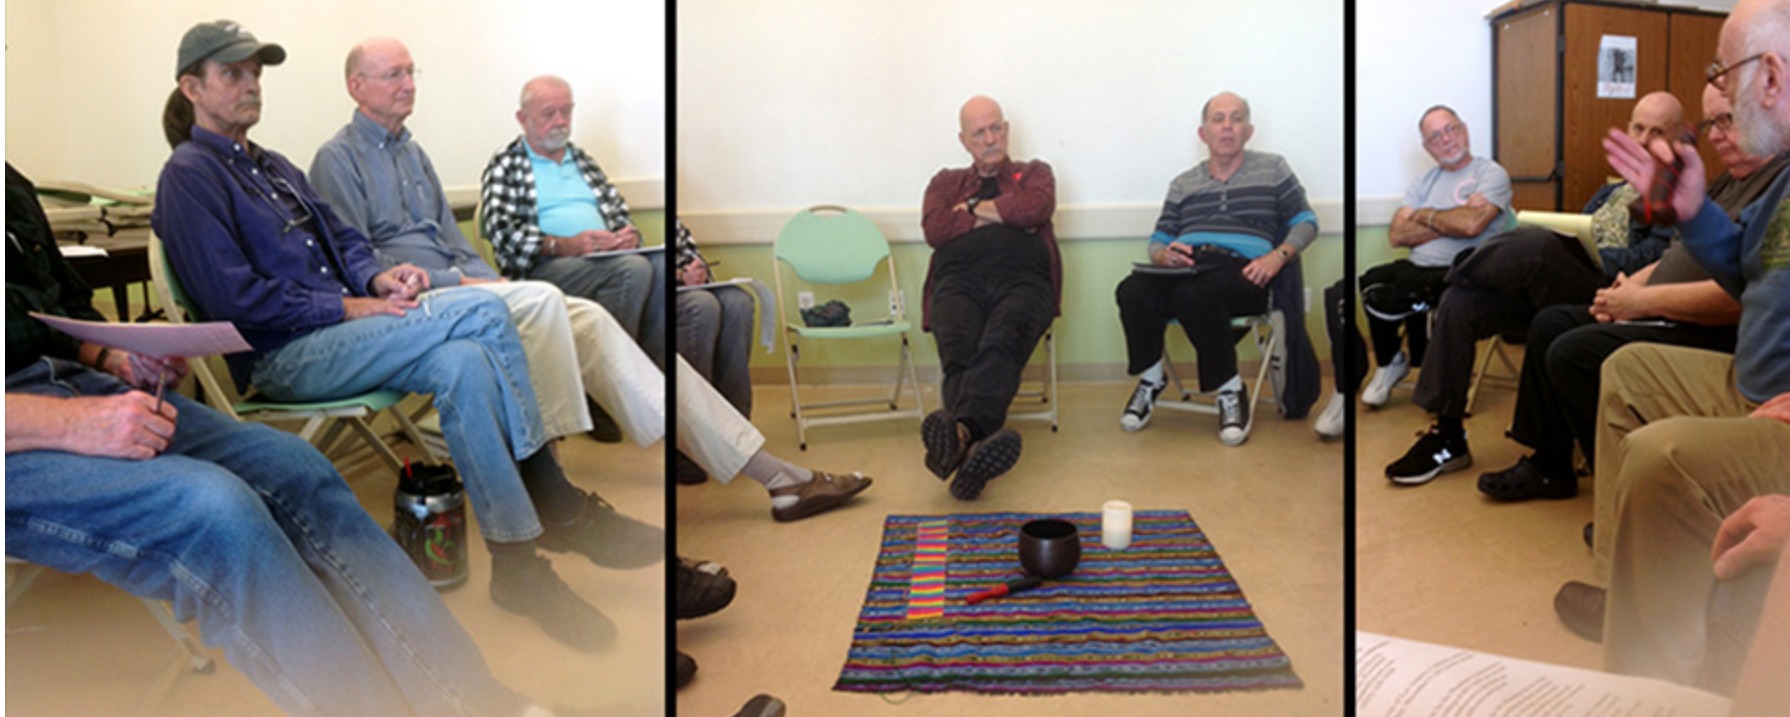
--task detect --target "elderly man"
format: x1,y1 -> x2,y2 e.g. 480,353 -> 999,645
1548,0 -> 1790,694
1117,92 -> 1322,446
1482,83 -> 1789,502
1354,106 -> 1512,412
1385,91 -> 1686,484
6,160 -> 573,716
310,37 -> 661,447
918,95 -> 1058,500
150,21 -> 658,653
312,38 -> 869,522
480,75 -> 665,367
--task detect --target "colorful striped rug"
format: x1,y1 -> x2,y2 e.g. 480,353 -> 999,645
833,511 -> 1302,694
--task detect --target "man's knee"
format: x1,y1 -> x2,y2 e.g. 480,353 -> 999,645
678,290 -> 721,326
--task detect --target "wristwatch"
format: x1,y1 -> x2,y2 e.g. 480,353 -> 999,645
966,197 -> 982,213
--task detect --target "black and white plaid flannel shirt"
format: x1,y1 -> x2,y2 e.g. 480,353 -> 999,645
478,137 -> 633,278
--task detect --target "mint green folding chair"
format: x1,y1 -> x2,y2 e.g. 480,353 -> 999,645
147,233 -> 438,474
771,206 -> 925,450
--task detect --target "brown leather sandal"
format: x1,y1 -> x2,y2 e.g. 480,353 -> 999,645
769,471 -> 873,522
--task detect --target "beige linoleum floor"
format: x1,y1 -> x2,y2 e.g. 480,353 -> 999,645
5,428 -> 666,717
676,380 -> 1346,716
1353,343 -> 1603,671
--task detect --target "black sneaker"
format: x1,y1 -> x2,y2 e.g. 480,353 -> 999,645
676,557 -> 736,620
676,650 -> 698,689
921,409 -> 964,480
949,429 -> 1022,500
588,399 -> 624,443
1217,385 -> 1250,446
537,491 -> 665,569
1120,377 -> 1167,432
489,551 -> 615,652
1385,425 -> 1472,484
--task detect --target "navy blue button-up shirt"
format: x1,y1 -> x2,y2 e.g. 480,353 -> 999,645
152,126 -> 385,388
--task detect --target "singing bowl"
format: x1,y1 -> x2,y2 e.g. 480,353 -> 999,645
1018,519 -> 1083,578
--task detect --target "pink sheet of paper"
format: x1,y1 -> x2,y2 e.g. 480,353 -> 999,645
29,313 -> 251,357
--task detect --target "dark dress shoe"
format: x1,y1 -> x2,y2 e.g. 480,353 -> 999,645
731,694 -> 787,717
677,557 -> 737,620
1478,456 -> 1576,500
588,399 -> 624,443
675,450 -> 709,485
1554,580 -> 1606,642
676,650 -> 697,689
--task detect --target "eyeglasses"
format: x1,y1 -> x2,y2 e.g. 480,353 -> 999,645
261,176 -> 314,234
1706,54 -> 1763,91
362,66 -> 419,84
1423,122 -> 1463,146
1699,113 -> 1735,136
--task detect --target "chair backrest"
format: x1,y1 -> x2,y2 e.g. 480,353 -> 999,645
145,232 -> 244,417
773,206 -> 891,285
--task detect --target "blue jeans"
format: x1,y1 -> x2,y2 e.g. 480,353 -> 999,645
5,359 -> 524,717
250,288 -> 548,542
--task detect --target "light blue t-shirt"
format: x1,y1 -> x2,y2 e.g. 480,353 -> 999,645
525,141 -> 607,237
1401,155 -> 1513,267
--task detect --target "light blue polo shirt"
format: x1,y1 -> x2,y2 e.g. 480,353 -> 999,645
524,141 -> 607,237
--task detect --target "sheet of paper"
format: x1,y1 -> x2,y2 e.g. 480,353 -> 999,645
1356,632 -> 1730,717
57,244 -> 109,258
676,277 -> 779,352
580,245 -> 665,258
1516,211 -> 1603,272
30,313 -> 252,357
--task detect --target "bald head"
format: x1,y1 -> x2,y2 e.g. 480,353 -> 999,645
520,75 -> 572,112
1626,91 -> 1683,146
1722,0 -> 1790,157
957,95 -> 1010,174
1198,92 -> 1253,163
345,37 -> 416,134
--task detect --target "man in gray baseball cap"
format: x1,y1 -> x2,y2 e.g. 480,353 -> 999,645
174,19 -> 284,77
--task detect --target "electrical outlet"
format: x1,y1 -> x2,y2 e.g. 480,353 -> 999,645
1304,287 -> 1312,313
889,289 -> 904,315
798,291 -> 815,310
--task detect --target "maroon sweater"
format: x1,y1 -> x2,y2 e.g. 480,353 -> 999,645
918,157 -> 1062,330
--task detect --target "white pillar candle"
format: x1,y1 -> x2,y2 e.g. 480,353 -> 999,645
1102,500 -> 1133,550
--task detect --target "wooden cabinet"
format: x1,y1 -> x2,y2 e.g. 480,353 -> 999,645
1491,0 -> 1725,212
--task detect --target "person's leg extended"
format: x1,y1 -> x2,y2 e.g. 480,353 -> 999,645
566,296 -> 667,446
475,281 -> 595,439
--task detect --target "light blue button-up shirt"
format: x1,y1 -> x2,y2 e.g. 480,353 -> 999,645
310,111 -> 500,287
523,139 -> 607,238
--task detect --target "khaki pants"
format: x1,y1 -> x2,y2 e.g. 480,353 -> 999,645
1592,343 -> 1789,692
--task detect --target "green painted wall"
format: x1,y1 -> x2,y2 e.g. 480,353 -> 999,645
694,231 -> 1345,374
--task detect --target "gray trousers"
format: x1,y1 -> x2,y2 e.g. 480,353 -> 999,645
677,284 -> 756,417
529,251 -> 667,368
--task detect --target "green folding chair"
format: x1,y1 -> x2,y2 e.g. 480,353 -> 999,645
771,206 -> 925,450
147,233 -> 438,474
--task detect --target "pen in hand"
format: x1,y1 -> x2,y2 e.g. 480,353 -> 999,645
153,363 -> 167,415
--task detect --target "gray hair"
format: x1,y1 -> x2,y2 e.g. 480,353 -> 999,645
520,75 -> 571,110
1418,104 -> 1461,133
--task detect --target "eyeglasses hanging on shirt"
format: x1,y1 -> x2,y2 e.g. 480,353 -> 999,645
258,175 -> 315,235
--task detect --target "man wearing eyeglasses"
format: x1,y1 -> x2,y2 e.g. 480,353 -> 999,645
480,76 -> 666,371
152,20 -> 662,654
1348,106 -> 1511,425
917,95 -> 1059,500
1486,83 -> 1788,505
1546,0 -> 1790,693
1384,92 -> 1687,486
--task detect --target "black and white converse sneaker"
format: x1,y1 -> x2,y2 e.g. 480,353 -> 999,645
1216,385 -> 1250,446
1120,377 -> 1167,432
1385,425 -> 1472,484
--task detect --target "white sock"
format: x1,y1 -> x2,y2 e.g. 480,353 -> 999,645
742,450 -> 813,510
1218,375 -> 1243,393
1140,360 -> 1166,385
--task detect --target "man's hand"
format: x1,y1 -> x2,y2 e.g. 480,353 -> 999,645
680,259 -> 711,287
1243,251 -> 1288,287
580,228 -> 640,253
111,351 -> 190,391
1154,243 -> 1195,268
343,296 -> 417,320
1713,494 -> 1790,581
1751,392 -> 1790,426
372,265 -> 430,301
10,393 -> 181,460
615,225 -> 642,250
1591,272 -> 1646,322
1604,127 -> 1707,224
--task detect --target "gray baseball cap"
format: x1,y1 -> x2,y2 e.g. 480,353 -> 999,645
176,20 -> 285,78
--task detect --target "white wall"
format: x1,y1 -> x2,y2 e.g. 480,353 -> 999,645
4,0 -> 665,200
676,0 -> 1344,242
1355,0 -> 1736,225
